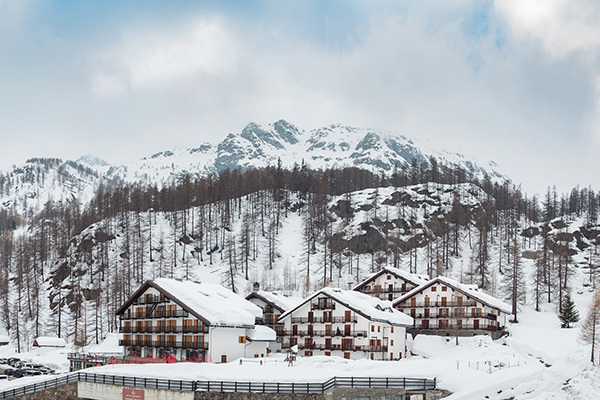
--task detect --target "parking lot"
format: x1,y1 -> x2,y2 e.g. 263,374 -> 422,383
0,358 -> 56,381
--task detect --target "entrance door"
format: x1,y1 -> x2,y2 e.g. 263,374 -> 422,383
221,355 -> 227,363
474,319 -> 480,329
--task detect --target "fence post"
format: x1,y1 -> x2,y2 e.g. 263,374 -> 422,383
434,377 -> 437,389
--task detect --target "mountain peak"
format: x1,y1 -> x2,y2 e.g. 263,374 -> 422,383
76,154 -> 110,168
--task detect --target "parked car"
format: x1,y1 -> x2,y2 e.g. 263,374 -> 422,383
0,358 -> 8,364
7,358 -> 20,364
3,368 -> 15,376
36,367 -> 55,375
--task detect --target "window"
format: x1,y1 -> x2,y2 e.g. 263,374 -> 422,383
431,286 -> 437,292
371,325 -> 375,332
391,327 -> 394,333
441,286 -> 447,292
377,326 -> 381,332
238,336 -> 246,344
387,275 -> 392,280
391,339 -> 394,346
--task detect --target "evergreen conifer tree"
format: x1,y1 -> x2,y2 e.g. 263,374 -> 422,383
559,292 -> 580,328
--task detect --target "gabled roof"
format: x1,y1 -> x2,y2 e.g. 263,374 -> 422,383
116,279 -> 262,328
245,291 -> 303,313
354,267 -> 429,291
393,276 -> 512,314
279,287 -> 413,327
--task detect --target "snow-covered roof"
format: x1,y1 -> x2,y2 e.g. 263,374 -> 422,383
0,335 -> 9,344
393,276 -> 512,314
120,279 -> 262,328
246,291 -> 303,313
246,325 -> 277,342
154,278 -> 261,327
34,337 -> 67,347
354,266 -> 429,290
280,288 -> 413,327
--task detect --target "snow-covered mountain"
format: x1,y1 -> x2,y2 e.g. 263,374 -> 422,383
103,119 -> 505,183
0,120 -> 506,217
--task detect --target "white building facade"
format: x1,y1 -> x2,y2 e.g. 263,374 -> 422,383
278,288 -> 412,360
117,279 -> 275,363
354,267 -> 429,301
245,290 -> 302,352
393,276 -> 512,339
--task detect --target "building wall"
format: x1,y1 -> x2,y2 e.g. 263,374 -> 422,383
357,273 -> 419,301
394,281 -> 507,333
281,294 -> 406,360
208,327 -> 248,363
246,296 -> 284,352
120,286 -> 262,363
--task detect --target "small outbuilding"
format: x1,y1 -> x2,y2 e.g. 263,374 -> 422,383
33,336 -> 67,348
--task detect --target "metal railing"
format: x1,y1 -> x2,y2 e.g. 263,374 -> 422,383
283,330 -> 368,337
0,372 -> 436,398
119,325 -> 209,334
290,316 -> 358,324
282,343 -> 389,352
119,339 -> 209,349
132,295 -> 169,305
398,301 -> 478,308
119,310 -> 190,320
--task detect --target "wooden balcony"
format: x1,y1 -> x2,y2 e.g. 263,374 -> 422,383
290,316 -> 358,324
398,301 -> 478,308
282,343 -> 388,352
283,330 -> 368,337
119,339 -> 209,350
119,325 -> 209,334
132,295 -> 169,305
119,310 -> 190,320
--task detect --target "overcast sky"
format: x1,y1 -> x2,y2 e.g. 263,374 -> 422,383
0,0 -> 598,195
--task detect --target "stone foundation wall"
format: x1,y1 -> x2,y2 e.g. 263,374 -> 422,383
8,382 -> 78,400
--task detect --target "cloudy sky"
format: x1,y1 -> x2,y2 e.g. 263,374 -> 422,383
0,0 -> 598,195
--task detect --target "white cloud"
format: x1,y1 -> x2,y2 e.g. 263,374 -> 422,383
90,17 -> 237,96
496,0 -> 600,59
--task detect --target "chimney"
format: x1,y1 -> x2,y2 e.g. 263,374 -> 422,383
253,282 -> 260,292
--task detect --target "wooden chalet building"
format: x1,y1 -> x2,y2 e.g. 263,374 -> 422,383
393,276 -> 512,339
354,267 -> 429,301
245,288 -> 302,352
278,288 -> 413,360
116,278 -> 275,363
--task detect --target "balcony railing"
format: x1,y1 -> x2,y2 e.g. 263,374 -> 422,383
290,316 -> 358,324
132,295 -> 169,305
412,313 -> 498,320
119,339 -> 209,350
283,343 -> 388,352
120,325 -> 209,334
119,310 -> 190,320
283,330 -> 368,338
311,302 -> 336,310
398,300 -> 479,308
414,323 -> 501,331
359,287 -> 410,294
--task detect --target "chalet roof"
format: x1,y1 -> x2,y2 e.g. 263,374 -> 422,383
246,325 -> 277,342
0,335 -> 9,344
34,337 -> 67,347
279,287 -> 413,327
354,267 -> 429,291
116,279 -> 262,328
393,276 -> 512,314
245,291 -> 303,313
